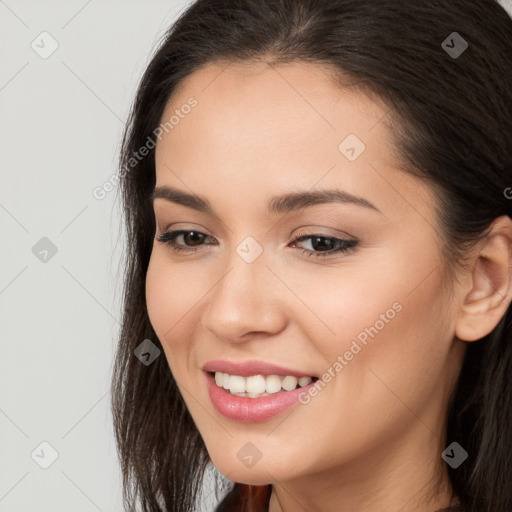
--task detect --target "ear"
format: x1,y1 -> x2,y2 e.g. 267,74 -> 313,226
455,215 -> 512,342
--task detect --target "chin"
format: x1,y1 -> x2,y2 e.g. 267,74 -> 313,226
210,452 -> 297,485
214,465 -> 274,486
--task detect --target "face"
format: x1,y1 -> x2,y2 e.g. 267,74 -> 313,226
146,61 -> 465,491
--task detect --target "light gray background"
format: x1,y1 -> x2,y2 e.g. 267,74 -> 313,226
1,0 -> 511,511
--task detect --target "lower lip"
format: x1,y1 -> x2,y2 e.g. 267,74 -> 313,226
204,371 -> 317,422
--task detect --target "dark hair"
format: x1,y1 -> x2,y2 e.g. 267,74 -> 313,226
111,1 -> 512,511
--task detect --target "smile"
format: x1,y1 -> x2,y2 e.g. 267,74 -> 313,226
204,371 -> 319,422
214,371 -> 316,397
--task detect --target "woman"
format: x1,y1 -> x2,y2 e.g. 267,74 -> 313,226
110,1 -> 512,511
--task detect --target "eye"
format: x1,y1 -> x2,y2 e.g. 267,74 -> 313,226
155,229 -> 359,259
289,231 -> 358,259
155,230 -> 216,253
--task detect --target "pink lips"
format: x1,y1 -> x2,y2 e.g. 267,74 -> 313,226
202,359 -> 316,378
202,359 -> 318,422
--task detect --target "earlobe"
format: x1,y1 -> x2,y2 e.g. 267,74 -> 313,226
455,216 -> 512,342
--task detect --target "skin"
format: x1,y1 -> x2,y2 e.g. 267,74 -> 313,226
145,60 -> 512,512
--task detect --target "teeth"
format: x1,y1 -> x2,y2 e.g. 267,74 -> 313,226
282,376 -> 298,391
298,376 -> 312,387
265,375 -> 282,394
229,375 -> 246,394
246,375 -> 266,394
213,372 -> 314,397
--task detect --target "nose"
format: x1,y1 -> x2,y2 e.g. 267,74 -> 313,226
200,247 -> 287,343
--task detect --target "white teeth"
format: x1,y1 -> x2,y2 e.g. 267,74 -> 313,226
213,372 -> 314,397
228,375 -> 246,394
281,375 -> 298,391
246,375 -> 266,394
298,376 -> 312,387
265,375 -> 282,394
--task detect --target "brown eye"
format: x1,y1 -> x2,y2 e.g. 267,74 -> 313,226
156,230 -> 214,252
290,233 -> 358,259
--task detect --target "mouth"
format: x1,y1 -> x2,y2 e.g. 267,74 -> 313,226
204,370 -> 320,422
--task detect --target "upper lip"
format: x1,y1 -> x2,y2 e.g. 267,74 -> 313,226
202,359 -> 317,378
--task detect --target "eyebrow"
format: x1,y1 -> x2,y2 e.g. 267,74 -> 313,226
150,185 -> 382,215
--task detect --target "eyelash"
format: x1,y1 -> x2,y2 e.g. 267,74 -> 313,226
155,229 -> 358,259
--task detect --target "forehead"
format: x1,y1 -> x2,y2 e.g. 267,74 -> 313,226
157,60 -> 391,158
153,60 -> 435,224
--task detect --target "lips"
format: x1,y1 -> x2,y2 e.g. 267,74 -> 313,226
204,371 -> 319,422
202,359 -> 317,378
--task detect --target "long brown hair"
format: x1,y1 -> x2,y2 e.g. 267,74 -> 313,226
111,1 -> 512,510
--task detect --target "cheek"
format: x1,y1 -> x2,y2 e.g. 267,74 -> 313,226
146,255 -> 171,336
269,254 -> 406,358
145,252 -> 200,369
279,242 -> 450,396
332,276 -> 450,417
